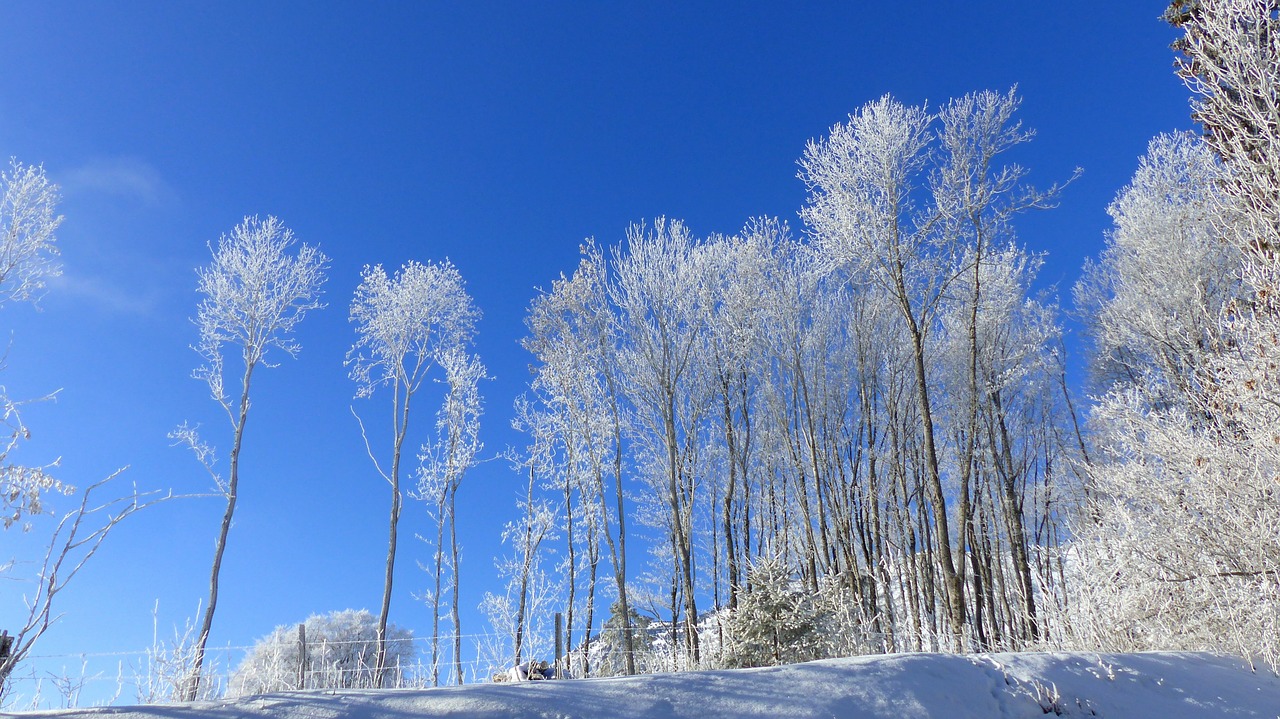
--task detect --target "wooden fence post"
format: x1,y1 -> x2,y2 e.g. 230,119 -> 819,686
554,612 -> 563,678
297,623 -> 307,690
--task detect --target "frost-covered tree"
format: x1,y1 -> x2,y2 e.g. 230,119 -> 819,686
1168,0 -> 1280,251
721,554 -> 821,668
0,158 -> 65,532
479,450 -> 559,678
0,159 -> 61,307
504,91 -> 1074,669
800,94 -> 972,642
348,259 -> 479,686
176,215 -> 327,701
0,164 -> 160,699
416,346 -> 485,686
521,243 -> 635,676
700,220 -> 785,614
799,90 -> 1069,649
590,599 -> 656,677
611,218 -> 713,665
1075,131 -> 1238,402
1068,0 -> 1280,669
228,610 -> 416,696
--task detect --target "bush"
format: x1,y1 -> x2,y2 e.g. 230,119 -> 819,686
228,609 -> 416,696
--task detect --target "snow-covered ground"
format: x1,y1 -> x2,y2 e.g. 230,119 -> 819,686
11,652 -> 1279,719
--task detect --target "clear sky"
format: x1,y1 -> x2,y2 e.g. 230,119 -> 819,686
1,1 -> 1190,703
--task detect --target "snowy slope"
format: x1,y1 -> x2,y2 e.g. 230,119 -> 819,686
12,652 -> 1280,719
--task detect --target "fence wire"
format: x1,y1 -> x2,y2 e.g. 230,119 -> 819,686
4,625 -> 676,711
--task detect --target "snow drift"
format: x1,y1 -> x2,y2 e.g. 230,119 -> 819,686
13,652 -> 1280,719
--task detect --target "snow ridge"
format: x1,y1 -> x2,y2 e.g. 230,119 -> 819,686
12,652 -> 1278,719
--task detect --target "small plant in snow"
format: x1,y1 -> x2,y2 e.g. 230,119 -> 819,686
720,554 -> 823,669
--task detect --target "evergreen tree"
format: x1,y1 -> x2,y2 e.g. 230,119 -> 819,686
722,555 -> 821,668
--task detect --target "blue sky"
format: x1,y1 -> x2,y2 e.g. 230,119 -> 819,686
1,1 -> 1189,700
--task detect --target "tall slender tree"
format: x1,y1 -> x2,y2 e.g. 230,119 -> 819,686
348,259 -> 479,686
178,215 -> 327,701
417,346 -> 486,685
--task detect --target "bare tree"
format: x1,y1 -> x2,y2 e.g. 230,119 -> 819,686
347,259 -> 479,686
176,215 -> 327,700
0,473 -> 162,699
416,346 -> 485,686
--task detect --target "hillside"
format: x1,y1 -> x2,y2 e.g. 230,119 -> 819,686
12,652 -> 1279,719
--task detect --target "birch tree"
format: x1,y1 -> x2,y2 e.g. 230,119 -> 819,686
177,215 -> 327,701
348,259 -> 479,686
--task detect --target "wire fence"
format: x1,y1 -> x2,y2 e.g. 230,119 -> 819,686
3,625 -> 686,712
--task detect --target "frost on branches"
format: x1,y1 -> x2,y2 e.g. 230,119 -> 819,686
179,215 -> 329,701
0,159 -> 61,307
348,259 -> 481,687
1074,132 -> 1239,401
1070,0 -> 1280,669
0,159 -> 65,532
228,610 -> 416,696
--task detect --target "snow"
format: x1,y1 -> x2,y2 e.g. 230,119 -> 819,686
11,652 -> 1280,719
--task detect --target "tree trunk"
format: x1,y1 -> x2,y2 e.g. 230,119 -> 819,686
186,361 -> 255,701
375,382 -> 411,687
449,485 -> 463,685
900,287 -> 967,647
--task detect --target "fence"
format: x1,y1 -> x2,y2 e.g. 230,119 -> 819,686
6,632 -> 494,711
2,624 -> 675,712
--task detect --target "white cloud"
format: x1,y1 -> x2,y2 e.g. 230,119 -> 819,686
61,157 -> 176,207
48,271 -> 161,316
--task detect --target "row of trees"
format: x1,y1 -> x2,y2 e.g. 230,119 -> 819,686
9,0 -> 1279,697
490,0 -> 1280,675
0,172 -> 487,699
493,88 -> 1085,674
172,219 -> 487,698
